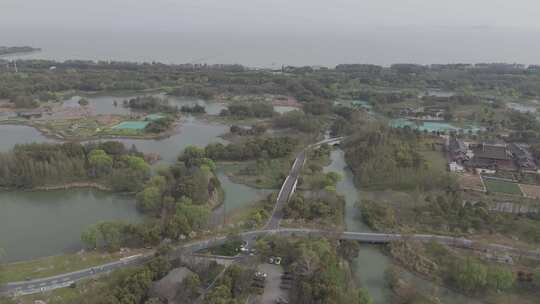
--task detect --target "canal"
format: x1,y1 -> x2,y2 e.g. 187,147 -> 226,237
324,148 -> 479,304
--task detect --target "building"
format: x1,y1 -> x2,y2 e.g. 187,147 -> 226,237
449,161 -> 464,172
448,137 -> 469,164
509,143 -> 538,173
466,143 -> 515,173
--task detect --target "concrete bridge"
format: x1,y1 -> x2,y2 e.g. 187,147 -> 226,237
4,228 -> 540,296
264,137 -> 344,230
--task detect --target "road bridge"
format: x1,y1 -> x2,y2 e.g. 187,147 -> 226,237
3,228 -> 540,296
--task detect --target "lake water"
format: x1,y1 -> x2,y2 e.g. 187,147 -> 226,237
2,28 -> 540,67
212,166 -> 272,226
0,124 -> 56,153
63,93 -> 227,116
0,116 -> 228,164
0,189 -> 141,262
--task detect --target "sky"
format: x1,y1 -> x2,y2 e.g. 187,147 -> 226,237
2,0 -> 540,33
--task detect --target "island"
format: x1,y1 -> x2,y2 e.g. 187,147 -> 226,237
0,46 -> 41,56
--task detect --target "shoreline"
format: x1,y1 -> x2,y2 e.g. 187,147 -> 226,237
0,119 -> 184,142
0,181 -> 113,193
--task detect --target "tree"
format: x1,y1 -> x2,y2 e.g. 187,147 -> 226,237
357,288 -> 374,304
176,274 -> 201,302
136,186 -> 162,214
88,149 -> 113,177
453,259 -> 487,293
487,266 -> 514,291
81,227 -> 98,250
125,155 -> 151,175
533,267 -> 540,287
337,240 -> 360,262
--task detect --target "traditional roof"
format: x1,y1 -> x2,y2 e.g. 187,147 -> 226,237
472,143 -> 511,160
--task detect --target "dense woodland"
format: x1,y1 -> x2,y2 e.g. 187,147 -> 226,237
123,96 -> 179,114
254,236 -> 372,304
219,102 -> 275,118
0,141 -> 150,191
2,60 -> 540,112
343,124 -> 456,191
199,136 -> 297,161
81,145 -> 220,252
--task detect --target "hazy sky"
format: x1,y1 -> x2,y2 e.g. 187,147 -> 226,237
2,0 -> 540,32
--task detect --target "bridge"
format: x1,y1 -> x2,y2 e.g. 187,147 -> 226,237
4,228 -> 540,296
264,137 -> 344,230
7,135 -> 540,296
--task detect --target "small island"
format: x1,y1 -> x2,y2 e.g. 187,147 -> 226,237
0,46 -> 41,56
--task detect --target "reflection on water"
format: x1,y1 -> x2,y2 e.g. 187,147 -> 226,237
324,149 -> 478,304
0,117 -> 228,164
0,189 -> 141,262
112,117 -> 228,164
62,93 -> 227,116
0,124 -> 56,152
324,149 -> 392,302
212,166 -> 272,226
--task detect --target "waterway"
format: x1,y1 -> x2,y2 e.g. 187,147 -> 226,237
0,119 -> 262,263
324,149 -> 479,304
62,93 -> 227,116
212,166 -> 272,226
0,189 -> 141,262
0,116 -> 228,164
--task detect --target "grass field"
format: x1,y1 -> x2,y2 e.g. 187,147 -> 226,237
0,250 -> 143,284
483,178 -> 523,195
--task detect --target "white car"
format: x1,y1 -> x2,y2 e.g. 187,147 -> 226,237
269,256 -> 282,265
255,271 -> 267,278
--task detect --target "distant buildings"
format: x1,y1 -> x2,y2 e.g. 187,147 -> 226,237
395,106 -> 446,121
448,137 -> 539,175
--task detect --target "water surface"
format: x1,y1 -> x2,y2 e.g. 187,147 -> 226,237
0,189 -> 141,262
212,166 -> 272,226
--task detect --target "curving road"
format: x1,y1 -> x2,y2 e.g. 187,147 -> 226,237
9,136 -> 539,296
3,228 -> 540,296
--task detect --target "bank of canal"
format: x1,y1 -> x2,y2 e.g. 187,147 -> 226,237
324,148 -> 479,304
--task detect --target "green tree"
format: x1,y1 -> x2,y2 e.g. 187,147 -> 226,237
125,155 -> 151,175
136,186 -> 162,214
487,266 -> 514,291
88,149 -> 113,177
453,259 -> 487,293
358,288 -> 374,304
533,267 -> 540,287
337,240 -> 360,262
81,226 -> 98,250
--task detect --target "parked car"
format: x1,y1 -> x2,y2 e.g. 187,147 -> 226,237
269,256 -> 282,265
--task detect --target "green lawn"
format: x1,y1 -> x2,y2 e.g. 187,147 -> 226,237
483,178 -> 523,195
420,150 -> 447,172
0,251 -> 139,284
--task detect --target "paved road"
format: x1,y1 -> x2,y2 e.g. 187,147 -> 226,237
264,136 -> 344,230
3,228 -> 540,296
10,136 -> 539,297
1,137 -> 341,297
264,150 -> 306,230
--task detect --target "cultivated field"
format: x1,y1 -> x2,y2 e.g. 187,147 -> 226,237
483,178 -> 523,195
458,173 -> 485,192
519,183 -> 540,199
